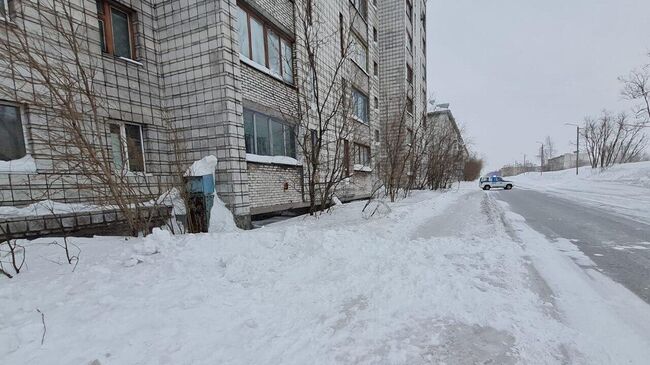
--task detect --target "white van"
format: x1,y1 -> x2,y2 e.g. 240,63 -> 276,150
479,176 -> 514,190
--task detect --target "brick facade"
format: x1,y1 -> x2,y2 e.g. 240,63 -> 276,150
0,0 -> 425,233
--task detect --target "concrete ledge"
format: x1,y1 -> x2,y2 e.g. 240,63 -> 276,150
0,206 -> 172,241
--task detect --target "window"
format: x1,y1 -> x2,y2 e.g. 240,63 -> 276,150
406,64 -> 413,84
374,129 -> 380,142
350,32 -> 368,71
406,33 -> 413,54
244,108 -> 296,158
349,0 -> 367,19
406,0 -> 413,23
237,6 -> 294,83
374,96 -> 379,109
352,88 -> 369,123
0,0 -> 13,20
373,61 -> 378,77
110,122 -> 145,172
354,143 -> 370,166
373,27 -> 378,43
96,0 -> 135,59
422,62 -> 426,80
406,97 -> 413,115
0,102 -> 26,161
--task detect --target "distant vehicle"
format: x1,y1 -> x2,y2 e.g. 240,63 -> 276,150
479,176 -> 514,190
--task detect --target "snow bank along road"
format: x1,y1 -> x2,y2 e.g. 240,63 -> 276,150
495,188 -> 650,304
2,185 -> 650,364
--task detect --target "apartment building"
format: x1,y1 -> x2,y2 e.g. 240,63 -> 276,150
1,0 -> 404,235
377,0 -> 428,160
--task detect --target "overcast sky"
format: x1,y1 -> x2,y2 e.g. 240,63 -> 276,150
426,0 -> 650,172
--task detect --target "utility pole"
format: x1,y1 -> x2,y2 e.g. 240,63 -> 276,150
523,154 -> 527,174
575,126 -> 579,175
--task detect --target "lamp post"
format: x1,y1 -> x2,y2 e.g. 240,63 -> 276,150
565,123 -> 580,175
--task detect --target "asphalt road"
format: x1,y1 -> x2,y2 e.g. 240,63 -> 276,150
494,188 -> 650,304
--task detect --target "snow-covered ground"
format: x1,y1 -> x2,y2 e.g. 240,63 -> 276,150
2,185 -> 650,364
509,161 -> 650,224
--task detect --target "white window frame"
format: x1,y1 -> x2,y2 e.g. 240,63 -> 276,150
110,122 -> 146,174
351,88 -> 369,124
244,108 -> 296,158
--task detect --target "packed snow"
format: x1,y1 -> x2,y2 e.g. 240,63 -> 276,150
0,155 -> 37,173
246,153 -> 301,166
2,185 -> 650,364
509,161 -> 650,224
185,155 -> 219,177
0,200 -> 101,218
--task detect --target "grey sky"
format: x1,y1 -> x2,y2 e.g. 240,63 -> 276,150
426,0 -> 650,171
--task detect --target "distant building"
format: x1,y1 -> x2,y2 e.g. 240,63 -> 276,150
547,153 -> 589,171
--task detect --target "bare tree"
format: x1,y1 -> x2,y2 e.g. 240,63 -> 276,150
543,136 -> 556,161
422,114 -> 466,190
0,0 -> 184,235
620,63 -> 650,123
379,96 -> 421,201
275,3 -> 364,214
581,110 -> 647,168
463,156 -> 483,181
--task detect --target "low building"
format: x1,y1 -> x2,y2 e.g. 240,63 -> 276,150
547,153 -> 590,171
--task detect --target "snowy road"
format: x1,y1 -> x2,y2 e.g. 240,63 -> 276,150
494,188 -> 650,304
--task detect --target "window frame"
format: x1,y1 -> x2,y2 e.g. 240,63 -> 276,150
353,143 -> 371,167
109,122 -> 146,173
350,31 -> 368,72
237,5 -> 294,84
96,0 -> 136,60
0,100 -> 29,162
244,108 -> 296,158
351,87 -> 369,124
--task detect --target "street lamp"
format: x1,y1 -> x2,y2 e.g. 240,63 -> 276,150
565,122 -> 580,175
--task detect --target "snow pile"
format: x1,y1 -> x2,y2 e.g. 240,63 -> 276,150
0,154 -> 37,173
209,195 -> 238,233
246,153 -> 300,166
2,185 -> 650,364
510,161 -> 650,223
185,155 -> 219,176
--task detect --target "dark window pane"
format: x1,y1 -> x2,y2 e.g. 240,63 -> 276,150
285,125 -> 296,158
124,124 -> 144,172
109,124 -> 123,171
271,119 -> 285,156
254,114 -> 270,156
98,20 -> 106,52
237,7 -> 249,59
0,104 -> 26,161
111,8 -> 132,58
244,109 -> 255,154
